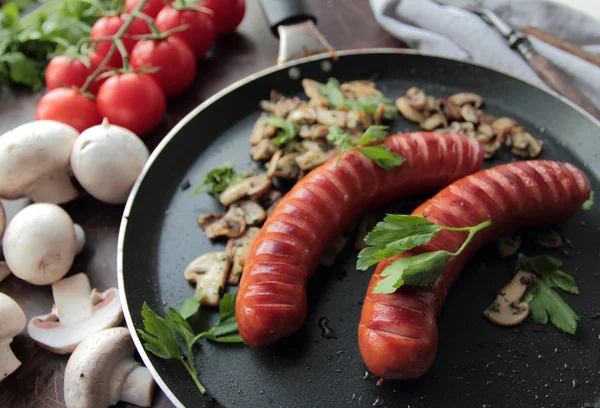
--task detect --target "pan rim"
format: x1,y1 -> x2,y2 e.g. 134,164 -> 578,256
116,47 -> 600,408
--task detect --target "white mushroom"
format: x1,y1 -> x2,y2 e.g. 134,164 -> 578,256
250,138 -> 277,161
0,261 -> 11,283
0,292 -> 26,381
218,174 -> 272,207
301,79 -> 329,107
396,97 -> 425,123
250,113 -> 277,145
420,112 -> 447,131
27,273 -> 123,354
315,108 -> 347,127
226,227 -> 260,285
0,201 -> 5,239
202,207 -> 247,239
296,142 -> 339,171
3,203 -> 85,285
64,327 -> 155,408
483,270 -> 536,326
448,92 -> 483,108
0,120 -> 80,204
230,200 -> 266,226
184,252 -> 231,307
70,119 -> 150,205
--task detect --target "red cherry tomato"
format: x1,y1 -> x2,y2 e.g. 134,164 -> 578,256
125,0 -> 165,18
155,6 -> 215,59
130,36 -> 197,97
97,73 -> 166,135
201,0 -> 245,35
90,14 -> 150,68
36,88 -> 102,133
44,53 -> 109,95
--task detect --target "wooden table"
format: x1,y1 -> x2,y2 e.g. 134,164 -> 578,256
0,1 -> 403,407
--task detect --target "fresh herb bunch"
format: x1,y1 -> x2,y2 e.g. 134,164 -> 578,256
0,0 -> 122,90
356,214 -> 491,294
327,125 -> 404,170
192,162 -> 245,195
139,293 -> 244,393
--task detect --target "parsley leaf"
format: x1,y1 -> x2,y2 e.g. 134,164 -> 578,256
356,146 -> 405,171
356,125 -> 388,144
267,116 -> 298,147
318,78 -> 397,119
179,293 -> 203,320
516,253 -> 578,295
583,191 -> 594,210
319,78 -> 346,108
374,251 -> 452,293
138,302 -> 181,360
356,95 -> 398,120
192,162 -> 245,195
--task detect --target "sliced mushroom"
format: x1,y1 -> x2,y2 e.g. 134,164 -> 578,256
478,123 -> 494,137
197,212 -> 223,230
439,99 -> 462,121
266,150 -> 283,178
532,227 -> 562,248
340,80 -> 381,98
251,138 -> 277,161
425,96 -> 438,112
496,232 -> 521,258
316,108 -> 347,127
225,227 -> 260,285
511,131 -> 543,159
218,174 -> 272,206
296,142 -> 339,171
483,270 -> 536,326
460,103 -> 480,123
346,110 -> 373,130
405,87 -> 426,109
491,117 -> 518,139
184,252 -> 231,307
302,79 -> 329,107
274,97 -> 301,118
354,211 -> 377,250
230,200 -> 266,226
288,105 -> 317,125
448,92 -> 483,108
272,153 -> 300,179
250,113 -> 277,145
298,124 -> 330,139
396,97 -> 425,123
420,112 -> 447,131
203,207 -> 247,239
483,140 -> 503,159
257,189 -> 282,209
320,234 -> 350,267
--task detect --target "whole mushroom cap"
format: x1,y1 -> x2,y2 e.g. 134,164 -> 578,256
70,120 -> 150,204
3,203 -> 77,285
0,120 -> 79,200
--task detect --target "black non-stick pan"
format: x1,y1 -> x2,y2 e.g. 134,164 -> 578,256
118,1 -> 600,407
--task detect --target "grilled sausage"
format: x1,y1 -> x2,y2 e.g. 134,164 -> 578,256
236,132 -> 484,347
358,160 -> 591,380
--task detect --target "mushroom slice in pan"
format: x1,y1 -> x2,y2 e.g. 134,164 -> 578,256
274,97 -> 302,118
396,97 -> 425,123
448,92 -> 483,108
316,108 -> 347,127
250,113 -> 277,145
420,112 -> 447,131
346,110 -> 373,130
266,150 -> 283,178
272,153 -> 300,179
460,103 -> 480,123
302,79 -> 329,107
320,234 -> 350,267
438,99 -> 462,121
495,232 -> 521,258
251,138 -> 277,161
354,211 -> 378,250
405,87 -> 427,109
510,131 -> 543,159
491,117 -> 518,139
340,80 -> 382,98
299,124 -> 331,139
288,105 -> 317,125
477,122 -> 494,137
296,142 -> 339,171
184,252 -> 231,307
257,189 -> 283,209
483,140 -> 503,159
203,207 -> 247,239
483,270 -> 536,326
197,212 -> 223,230
226,227 -> 260,285
230,200 -> 266,226
218,174 -> 272,207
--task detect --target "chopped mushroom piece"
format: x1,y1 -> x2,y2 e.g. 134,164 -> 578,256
184,252 -> 231,306
448,92 -> 483,108
320,234 -> 350,266
197,212 -> 223,229
296,143 -> 339,171
420,112 -> 447,131
203,207 -> 247,239
510,131 -> 543,159
0,292 -> 26,381
439,99 -> 462,121
405,87 -> 427,109
226,227 -> 260,285
230,200 -> 266,226
250,113 -> 277,145
340,80 -> 381,98
483,271 -> 536,326
346,110 -> 373,130
27,273 -> 123,354
298,124 -> 331,139
287,105 -> 317,125
274,97 -> 301,118
460,103 -> 479,123
302,79 -> 329,107
272,153 -> 300,179
64,327 -> 156,408
250,138 -> 277,161
316,108 -> 347,127
218,174 -> 272,206
491,117 -> 518,137
3,203 -> 86,285
495,232 -> 521,258
266,150 -> 283,178
396,96 -> 425,123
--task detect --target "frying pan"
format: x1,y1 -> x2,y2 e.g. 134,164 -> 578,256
117,1 -> 600,407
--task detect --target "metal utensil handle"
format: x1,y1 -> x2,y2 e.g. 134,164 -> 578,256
259,0 -> 317,37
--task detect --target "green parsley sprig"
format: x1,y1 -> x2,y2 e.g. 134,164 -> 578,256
356,214 -> 491,294
327,125 -> 404,170
138,293 -> 244,393
583,191 -> 594,210
192,162 -> 245,195
267,116 -> 298,147
517,253 -> 579,334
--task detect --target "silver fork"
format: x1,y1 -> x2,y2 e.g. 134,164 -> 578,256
432,0 -> 600,120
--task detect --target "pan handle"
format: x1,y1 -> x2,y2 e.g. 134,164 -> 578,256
258,0 -> 336,64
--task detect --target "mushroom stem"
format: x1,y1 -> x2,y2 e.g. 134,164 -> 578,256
26,172 -> 78,205
0,338 -> 21,381
120,366 -> 156,407
52,273 -> 94,326
74,224 -> 85,254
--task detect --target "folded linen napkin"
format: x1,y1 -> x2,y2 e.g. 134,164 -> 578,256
370,0 -> 600,107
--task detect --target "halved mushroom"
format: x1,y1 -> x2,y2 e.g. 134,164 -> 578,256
0,292 -> 26,381
316,108 -> 347,127
218,174 -> 272,206
460,103 -> 480,123
203,207 -> 246,239
483,270 -> 536,326
340,80 -> 381,98
27,273 -> 123,354
296,142 -> 339,171
274,97 -> 301,118
354,211 -> 377,250
250,113 -> 277,145
396,97 -> 425,123
302,79 -> 329,107
320,234 -> 350,267
230,200 -> 266,226
420,112 -> 447,131
448,92 -> 483,108
226,227 -> 260,285
184,252 -> 230,307
439,99 -> 462,121
251,138 -> 277,161
298,124 -> 330,139
288,105 -> 318,125
496,232 -> 521,258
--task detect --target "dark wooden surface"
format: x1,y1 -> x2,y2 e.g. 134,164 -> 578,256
0,1 -> 403,407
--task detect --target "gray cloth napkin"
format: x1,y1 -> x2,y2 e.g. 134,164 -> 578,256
370,0 -> 600,107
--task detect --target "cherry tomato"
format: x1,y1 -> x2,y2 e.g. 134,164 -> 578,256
130,36 -> 196,97
202,0 -> 245,35
44,53 -> 109,95
155,6 -> 215,59
36,88 -> 102,133
97,73 -> 166,135
90,14 -> 150,68
125,0 -> 165,18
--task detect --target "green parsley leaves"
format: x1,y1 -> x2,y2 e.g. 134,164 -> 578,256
357,214 -> 491,294
267,116 -> 298,147
192,162 -> 245,195
583,191 -> 594,210
139,293 -> 244,393
517,253 -> 579,334
327,125 -> 404,170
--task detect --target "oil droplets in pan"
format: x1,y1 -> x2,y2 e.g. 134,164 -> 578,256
288,67 -> 301,80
